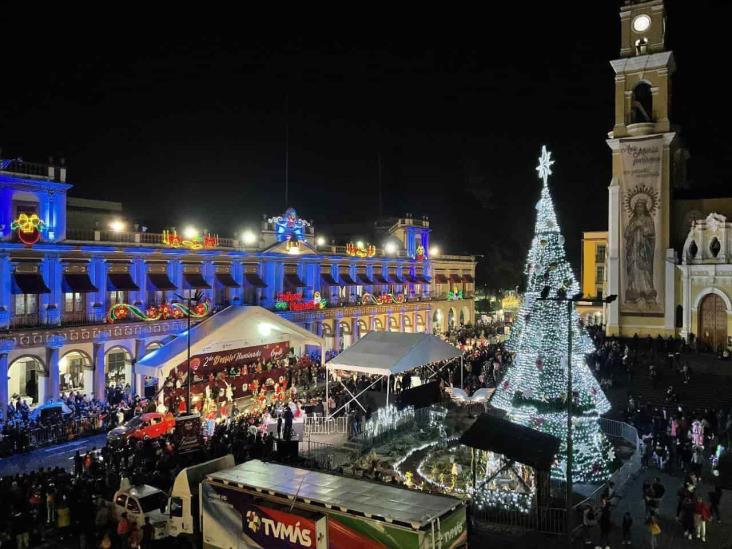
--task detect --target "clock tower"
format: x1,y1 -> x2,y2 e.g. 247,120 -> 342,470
605,0 -> 686,337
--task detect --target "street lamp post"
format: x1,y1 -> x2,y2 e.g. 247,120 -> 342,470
175,290 -> 203,414
538,287 -> 616,546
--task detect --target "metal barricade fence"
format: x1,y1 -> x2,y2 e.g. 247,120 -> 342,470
300,439 -> 358,471
304,415 -> 348,436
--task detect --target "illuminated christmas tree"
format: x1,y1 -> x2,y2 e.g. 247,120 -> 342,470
491,146 -> 613,484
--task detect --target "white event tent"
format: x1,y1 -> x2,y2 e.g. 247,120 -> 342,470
135,305 -> 325,384
325,331 -> 463,416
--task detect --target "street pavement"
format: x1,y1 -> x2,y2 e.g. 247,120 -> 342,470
0,432 -> 107,476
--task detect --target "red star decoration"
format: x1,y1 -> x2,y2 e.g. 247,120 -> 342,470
503,381 -> 509,390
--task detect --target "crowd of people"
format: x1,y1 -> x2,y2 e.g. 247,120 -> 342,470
0,390 -> 131,457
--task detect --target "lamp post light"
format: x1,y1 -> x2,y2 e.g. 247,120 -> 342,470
175,289 -> 204,414
538,287 -> 616,545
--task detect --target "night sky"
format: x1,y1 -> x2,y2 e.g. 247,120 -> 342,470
1,2 -> 730,288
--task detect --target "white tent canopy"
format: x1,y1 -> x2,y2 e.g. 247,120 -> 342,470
135,305 -> 325,380
325,332 -> 463,415
327,332 -> 462,376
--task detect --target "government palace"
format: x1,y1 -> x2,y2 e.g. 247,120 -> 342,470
578,0 -> 732,353
0,165 -> 475,410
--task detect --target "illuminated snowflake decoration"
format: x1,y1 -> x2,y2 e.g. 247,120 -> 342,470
535,145 -> 554,184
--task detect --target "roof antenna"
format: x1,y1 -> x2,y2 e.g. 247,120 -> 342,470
284,95 -> 289,209
377,152 -> 383,220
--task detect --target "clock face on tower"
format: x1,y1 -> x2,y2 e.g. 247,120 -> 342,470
632,14 -> 651,33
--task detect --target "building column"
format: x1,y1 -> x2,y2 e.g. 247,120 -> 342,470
45,335 -> 64,401
93,334 -> 108,401
333,318 -> 341,352
352,317 -> 360,341
606,181 -> 621,334
664,248 -> 676,334
426,310 -> 432,334
134,338 -> 147,396
0,339 -> 16,419
0,254 -> 12,330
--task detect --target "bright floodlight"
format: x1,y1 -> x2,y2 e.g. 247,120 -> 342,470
183,226 -> 198,239
242,230 -> 257,245
429,246 -> 440,257
109,219 -> 126,233
316,236 -> 326,246
384,241 -> 397,255
356,240 -> 364,249
258,322 -> 274,336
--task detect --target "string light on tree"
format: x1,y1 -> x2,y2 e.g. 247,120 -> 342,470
491,146 -> 614,484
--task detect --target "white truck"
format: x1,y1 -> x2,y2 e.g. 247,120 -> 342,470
115,455 -> 467,548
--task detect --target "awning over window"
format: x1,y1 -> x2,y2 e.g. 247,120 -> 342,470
339,273 -> 358,286
183,272 -> 211,289
148,273 -> 177,291
462,274 -> 475,283
284,273 -> 306,288
403,273 -> 418,283
108,273 -> 140,291
215,273 -> 239,288
62,273 -> 97,293
357,273 -> 373,285
416,274 -> 431,284
388,273 -> 403,284
12,273 -> 51,294
449,274 -> 463,283
244,273 -> 267,288
320,273 -> 338,286
372,272 -> 389,284
434,274 -> 448,284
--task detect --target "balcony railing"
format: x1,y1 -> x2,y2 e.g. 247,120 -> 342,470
65,228 -> 236,249
0,158 -> 67,181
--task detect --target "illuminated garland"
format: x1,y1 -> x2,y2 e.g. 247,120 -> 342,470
11,212 -> 46,246
107,300 -> 211,323
490,147 -> 613,484
361,292 -> 405,305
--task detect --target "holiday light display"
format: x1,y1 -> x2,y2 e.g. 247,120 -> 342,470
269,207 -> 310,242
361,404 -> 414,438
345,241 -> 376,257
11,212 -> 45,245
360,292 -> 406,305
448,289 -> 463,301
107,300 -> 211,323
490,146 -> 613,484
162,229 -> 219,249
274,291 -> 327,311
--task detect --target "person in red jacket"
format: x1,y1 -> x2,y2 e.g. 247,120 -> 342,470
694,495 -> 711,542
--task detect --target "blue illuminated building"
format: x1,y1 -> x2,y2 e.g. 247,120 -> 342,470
0,157 -> 475,414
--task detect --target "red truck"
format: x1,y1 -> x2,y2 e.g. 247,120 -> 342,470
107,412 -> 176,443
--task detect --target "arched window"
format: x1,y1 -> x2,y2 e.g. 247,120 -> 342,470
60,351 -> 91,393
634,37 -> 648,55
8,356 -> 45,404
631,82 -> 653,123
710,237 -> 721,258
675,305 -> 683,329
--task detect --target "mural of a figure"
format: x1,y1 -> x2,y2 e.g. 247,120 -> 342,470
624,198 -> 657,303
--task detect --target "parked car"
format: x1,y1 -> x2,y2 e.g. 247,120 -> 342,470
107,412 -> 176,443
112,483 -> 169,539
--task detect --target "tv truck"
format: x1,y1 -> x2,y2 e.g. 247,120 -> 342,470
198,459 -> 467,548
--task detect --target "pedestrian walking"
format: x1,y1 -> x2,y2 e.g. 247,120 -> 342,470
622,512 -> 633,545
599,499 -> 612,549
647,513 -> 661,549
709,485 -> 722,523
694,495 -> 711,542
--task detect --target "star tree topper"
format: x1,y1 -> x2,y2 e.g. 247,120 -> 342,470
535,145 -> 554,185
